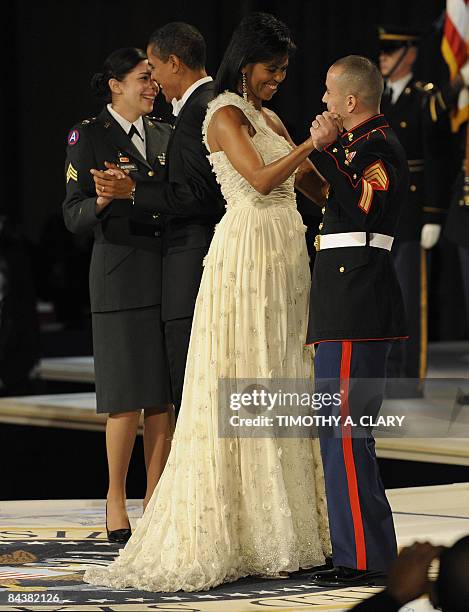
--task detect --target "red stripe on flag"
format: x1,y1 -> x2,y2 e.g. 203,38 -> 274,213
340,341 -> 367,570
444,14 -> 467,68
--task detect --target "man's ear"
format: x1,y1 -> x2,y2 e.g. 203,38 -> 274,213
169,54 -> 181,74
346,94 -> 357,114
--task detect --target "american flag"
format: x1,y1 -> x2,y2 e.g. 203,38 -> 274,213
442,0 -> 469,130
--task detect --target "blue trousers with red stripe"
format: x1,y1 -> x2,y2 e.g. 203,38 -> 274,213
315,340 -> 397,572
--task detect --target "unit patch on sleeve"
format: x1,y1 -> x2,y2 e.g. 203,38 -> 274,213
67,129 -> 80,146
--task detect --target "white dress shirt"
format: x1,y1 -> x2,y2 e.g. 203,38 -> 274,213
171,76 -> 213,117
387,73 -> 413,105
107,104 -> 147,160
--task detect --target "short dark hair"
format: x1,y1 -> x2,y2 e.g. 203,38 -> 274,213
214,12 -> 296,96
331,55 -> 384,110
90,47 -> 147,102
436,535 -> 469,612
148,22 -> 206,70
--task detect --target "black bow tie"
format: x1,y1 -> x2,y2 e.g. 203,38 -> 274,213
128,124 -> 143,141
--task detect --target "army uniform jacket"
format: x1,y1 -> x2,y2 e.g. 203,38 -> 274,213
130,82 -> 225,322
381,78 -> 450,241
62,108 -> 171,313
307,114 -> 409,343
423,78 -> 469,248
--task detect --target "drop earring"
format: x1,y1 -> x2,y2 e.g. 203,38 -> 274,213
242,72 -> 248,101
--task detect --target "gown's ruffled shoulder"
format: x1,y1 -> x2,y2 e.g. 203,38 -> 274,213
202,91 -> 260,152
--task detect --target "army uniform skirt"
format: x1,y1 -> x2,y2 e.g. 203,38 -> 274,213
92,304 -> 171,414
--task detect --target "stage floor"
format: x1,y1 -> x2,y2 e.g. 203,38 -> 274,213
1,484 -> 468,611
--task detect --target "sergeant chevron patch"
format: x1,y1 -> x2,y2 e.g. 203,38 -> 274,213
66,163 -> 78,183
363,160 -> 389,191
358,178 -> 373,213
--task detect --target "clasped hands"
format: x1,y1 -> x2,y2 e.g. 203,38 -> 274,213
309,111 -> 343,151
91,162 -> 135,208
91,112 -> 343,206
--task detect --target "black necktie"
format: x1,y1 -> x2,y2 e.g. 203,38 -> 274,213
382,85 -> 392,108
128,125 -> 143,141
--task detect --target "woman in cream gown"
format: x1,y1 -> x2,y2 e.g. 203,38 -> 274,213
84,12 -> 333,592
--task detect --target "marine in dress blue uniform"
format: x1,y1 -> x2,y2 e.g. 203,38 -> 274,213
307,108 -> 409,584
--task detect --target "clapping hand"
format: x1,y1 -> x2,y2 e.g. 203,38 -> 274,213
310,112 -> 343,151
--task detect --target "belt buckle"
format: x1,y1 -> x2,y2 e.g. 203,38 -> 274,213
314,234 -> 321,251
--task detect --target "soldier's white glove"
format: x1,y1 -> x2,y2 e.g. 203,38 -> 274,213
420,223 -> 441,249
460,60 -> 469,86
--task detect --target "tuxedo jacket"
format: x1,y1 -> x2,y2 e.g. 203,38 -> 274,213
62,107 -> 171,313
307,114 -> 409,343
131,81 -> 225,321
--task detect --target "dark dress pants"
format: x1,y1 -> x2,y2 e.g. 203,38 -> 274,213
315,340 -> 397,572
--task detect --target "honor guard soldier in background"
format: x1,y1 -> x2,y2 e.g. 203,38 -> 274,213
445,132 -> 469,329
378,25 -> 452,397
443,64 -> 469,331
307,56 -> 408,587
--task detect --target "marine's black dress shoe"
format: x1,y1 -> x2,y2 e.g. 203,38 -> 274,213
311,566 -> 386,587
105,502 -> 132,544
291,556 -> 333,576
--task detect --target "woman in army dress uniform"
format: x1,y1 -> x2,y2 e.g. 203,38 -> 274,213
63,47 -> 173,542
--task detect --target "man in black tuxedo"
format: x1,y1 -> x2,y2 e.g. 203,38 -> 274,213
91,23 -> 224,414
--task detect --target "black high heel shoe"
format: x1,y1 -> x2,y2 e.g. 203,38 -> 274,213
105,501 -> 132,543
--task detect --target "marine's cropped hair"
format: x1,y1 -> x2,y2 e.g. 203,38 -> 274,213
331,55 -> 384,110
